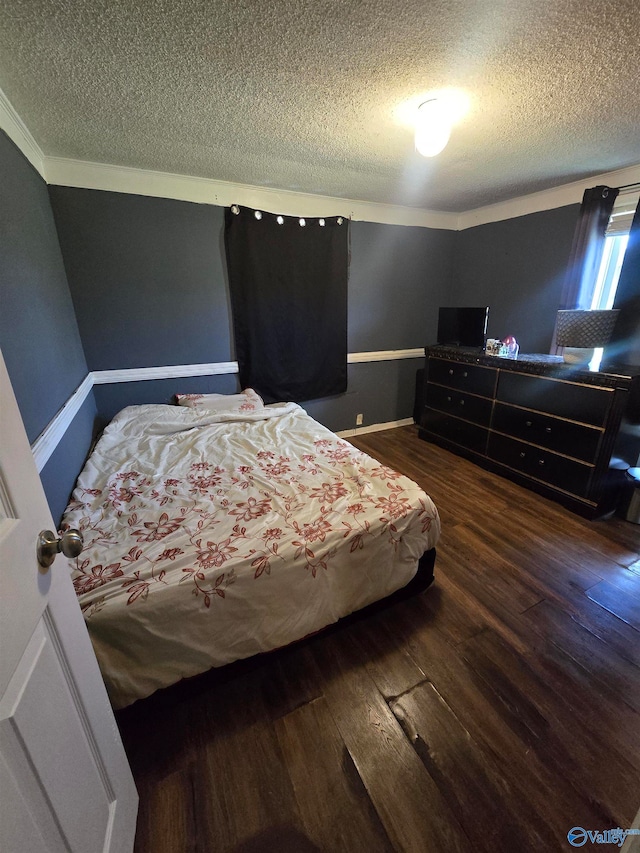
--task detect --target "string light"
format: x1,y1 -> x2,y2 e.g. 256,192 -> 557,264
231,207 -> 348,227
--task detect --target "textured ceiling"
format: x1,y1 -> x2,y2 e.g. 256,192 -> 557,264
1,0 -> 639,212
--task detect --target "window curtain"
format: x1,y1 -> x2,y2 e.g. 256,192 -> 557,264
559,185 -> 619,310
224,206 -> 349,403
604,199 -> 640,368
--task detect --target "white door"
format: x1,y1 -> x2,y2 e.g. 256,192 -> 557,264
0,351 -> 138,852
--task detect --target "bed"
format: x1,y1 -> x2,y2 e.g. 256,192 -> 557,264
62,392 -> 440,709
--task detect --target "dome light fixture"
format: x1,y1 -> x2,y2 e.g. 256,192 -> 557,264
415,98 -> 452,157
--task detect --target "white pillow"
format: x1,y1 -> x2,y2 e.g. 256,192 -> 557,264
175,388 -> 265,414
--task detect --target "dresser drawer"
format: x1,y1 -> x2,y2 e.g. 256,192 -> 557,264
492,402 -> 602,463
487,433 -> 593,497
496,372 -> 612,427
425,382 -> 493,426
428,358 -> 497,397
422,409 -> 489,454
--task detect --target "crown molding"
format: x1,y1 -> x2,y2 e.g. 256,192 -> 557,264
43,156 -> 459,230
456,164 -> 640,230
0,86 -> 45,178
44,154 -> 640,231
3,91 -> 639,230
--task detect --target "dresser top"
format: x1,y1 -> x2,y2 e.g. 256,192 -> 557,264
426,345 -> 640,389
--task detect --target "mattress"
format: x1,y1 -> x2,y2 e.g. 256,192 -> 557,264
63,401 -> 440,708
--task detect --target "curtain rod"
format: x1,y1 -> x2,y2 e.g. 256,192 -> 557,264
616,181 -> 640,193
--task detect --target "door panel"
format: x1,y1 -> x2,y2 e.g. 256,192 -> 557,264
0,350 -> 137,853
0,754 -> 51,853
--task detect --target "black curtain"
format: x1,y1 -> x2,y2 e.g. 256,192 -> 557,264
559,185 -> 619,310
224,207 -> 349,403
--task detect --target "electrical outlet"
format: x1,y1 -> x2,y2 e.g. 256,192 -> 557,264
356,413 -> 363,426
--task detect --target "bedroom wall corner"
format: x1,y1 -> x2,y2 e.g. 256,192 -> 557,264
0,130 -> 97,518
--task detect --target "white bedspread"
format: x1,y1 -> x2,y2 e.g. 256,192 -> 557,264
63,403 -> 440,708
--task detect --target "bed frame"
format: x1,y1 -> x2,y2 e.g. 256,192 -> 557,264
115,548 -> 436,712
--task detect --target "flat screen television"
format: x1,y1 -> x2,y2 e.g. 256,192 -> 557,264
437,306 -> 489,348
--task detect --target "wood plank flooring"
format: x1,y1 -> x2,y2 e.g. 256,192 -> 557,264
116,425 -> 640,852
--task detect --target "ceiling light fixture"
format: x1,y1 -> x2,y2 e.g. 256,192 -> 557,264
415,98 -> 452,157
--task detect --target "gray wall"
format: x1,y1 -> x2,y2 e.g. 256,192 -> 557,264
0,131 -> 97,523
47,187 -> 232,369
1,128 -> 585,525
348,221 -> 455,351
49,187 -> 456,431
0,132 -> 91,439
452,206 -> 579,354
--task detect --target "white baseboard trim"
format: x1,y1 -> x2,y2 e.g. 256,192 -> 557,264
337,418 -> 414,438
30,351 -> 424,469
31,374 -> 94,472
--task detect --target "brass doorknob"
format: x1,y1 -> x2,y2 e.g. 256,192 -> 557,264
37,529 -> 84,569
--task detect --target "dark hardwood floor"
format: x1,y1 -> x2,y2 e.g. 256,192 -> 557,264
117,425 -> 640,852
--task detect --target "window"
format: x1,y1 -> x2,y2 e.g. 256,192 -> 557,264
588,190 -> 639,369
590,233 -> 628,311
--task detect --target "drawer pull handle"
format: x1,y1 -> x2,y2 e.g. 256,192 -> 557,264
448,369 -> 454,375
463,371 -> 468,377
526,420 -> 532,427
545,427 -> 552,433
446,396 -> 452,402
459,399 -> 465,406
538,459 -> 545,466
519,452 -> 526,458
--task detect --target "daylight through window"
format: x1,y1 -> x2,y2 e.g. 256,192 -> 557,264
589,190 -> 639,369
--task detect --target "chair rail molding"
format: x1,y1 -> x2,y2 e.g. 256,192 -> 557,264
30,350 -> 426,468
31,374 -> 94,472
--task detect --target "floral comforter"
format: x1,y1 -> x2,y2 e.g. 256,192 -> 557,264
63,402 -> 440,708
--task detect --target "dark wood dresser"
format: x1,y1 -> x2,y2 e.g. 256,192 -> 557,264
419,346 -> 640,518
